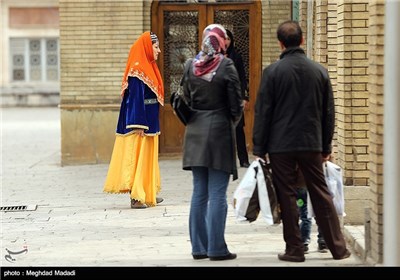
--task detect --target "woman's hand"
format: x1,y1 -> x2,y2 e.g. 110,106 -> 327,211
134,129 -> 145,137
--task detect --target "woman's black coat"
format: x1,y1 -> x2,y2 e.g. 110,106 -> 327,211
181,58 -> 243,180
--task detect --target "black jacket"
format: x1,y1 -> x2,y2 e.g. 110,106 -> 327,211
227,48 -> 248,101
181,58 -> 243,180
252,47 -> 334,157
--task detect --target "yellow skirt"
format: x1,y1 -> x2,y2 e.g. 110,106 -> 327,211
103,133 -> 160,206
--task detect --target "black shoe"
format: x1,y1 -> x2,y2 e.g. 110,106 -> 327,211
333,249 -> 351,260
240,162 -> 250,168
278,253 -> 305,262
156,197 -> 164,204
209,253 -> 237,261
304,244 -> 309,254
318,243 -> 328,253
192,254 -> 208,260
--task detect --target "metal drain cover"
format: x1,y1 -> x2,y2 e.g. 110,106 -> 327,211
0,205 -> 37,212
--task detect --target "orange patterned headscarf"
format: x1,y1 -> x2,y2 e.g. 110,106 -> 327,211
121,31 -> 164,105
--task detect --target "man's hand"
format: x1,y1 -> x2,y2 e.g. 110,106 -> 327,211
322,153 -> 331,162
255,157 -> 266,164
254,154 -> 268,163
242,100 -> 249,110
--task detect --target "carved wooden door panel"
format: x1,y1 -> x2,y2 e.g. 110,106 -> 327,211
152,1 -> 261,154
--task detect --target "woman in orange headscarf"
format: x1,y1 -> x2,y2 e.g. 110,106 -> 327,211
103,31 -> 164,209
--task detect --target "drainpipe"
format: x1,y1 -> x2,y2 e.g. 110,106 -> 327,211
384,0 -> 400,266
306,0 -> 314,59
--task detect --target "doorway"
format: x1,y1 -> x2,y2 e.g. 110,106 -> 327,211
152,1 -> 261,154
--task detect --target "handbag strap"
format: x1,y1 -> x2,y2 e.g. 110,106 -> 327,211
178,59 -> 193,105
180,59 -> 193,87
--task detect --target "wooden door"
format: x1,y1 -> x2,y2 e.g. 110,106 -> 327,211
152,1 -> 261,154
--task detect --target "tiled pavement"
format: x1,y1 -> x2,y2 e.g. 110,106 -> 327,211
1,107 -> 369,270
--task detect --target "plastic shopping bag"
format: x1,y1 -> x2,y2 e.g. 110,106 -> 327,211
324,161 -> 345,216
307,161 -> 345,217
233,160 -> 280,225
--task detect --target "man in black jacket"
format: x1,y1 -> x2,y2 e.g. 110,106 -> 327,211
252,20 -> 351,262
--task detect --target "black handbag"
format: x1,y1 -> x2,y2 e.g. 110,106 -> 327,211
170,90 -> 192,126
170,59 -> 193,126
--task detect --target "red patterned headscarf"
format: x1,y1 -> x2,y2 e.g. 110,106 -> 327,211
121,31 -> 164,105
192,24 -> 227,82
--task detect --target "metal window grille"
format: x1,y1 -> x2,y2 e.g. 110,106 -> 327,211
0,205 -> 37,212
10,38 -> 59,82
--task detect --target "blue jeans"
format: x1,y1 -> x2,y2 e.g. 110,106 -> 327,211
297,187 -> 312,244
189,167 -> 230,257
297,187 -> 325,245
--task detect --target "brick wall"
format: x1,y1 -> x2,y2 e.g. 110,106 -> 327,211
298,0 -> 309,55
336,0 -> 369,187
59,0 -> 151,164
59,0 -> 146,106
326,0 -> 339,157
314,0 -> 328,65
292,0 -> 382,262
263,0 -> 370,190
295,0 -> 372,226
260,0 -> 291,67
327,0 -> 338,142
297,0 -> 370,188
367,0 -> 385,264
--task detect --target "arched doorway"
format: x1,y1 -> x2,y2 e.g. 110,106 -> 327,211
152,1 -> 261,154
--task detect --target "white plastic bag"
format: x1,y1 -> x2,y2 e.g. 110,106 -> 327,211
233,160 -> 279,225
307,161 -> 345,217
232,161 -> 258,223
324,161 -> 345,216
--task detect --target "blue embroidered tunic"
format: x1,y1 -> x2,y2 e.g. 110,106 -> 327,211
116,76 -> 160,136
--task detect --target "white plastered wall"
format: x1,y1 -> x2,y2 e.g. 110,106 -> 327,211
0,0 -> 59,93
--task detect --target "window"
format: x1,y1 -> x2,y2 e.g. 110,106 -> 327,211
10,38 -> 59,82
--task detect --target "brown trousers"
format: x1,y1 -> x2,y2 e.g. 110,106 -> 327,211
269,152 -> 347,258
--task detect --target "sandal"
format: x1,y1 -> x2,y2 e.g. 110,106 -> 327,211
130,199 -> 148,209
